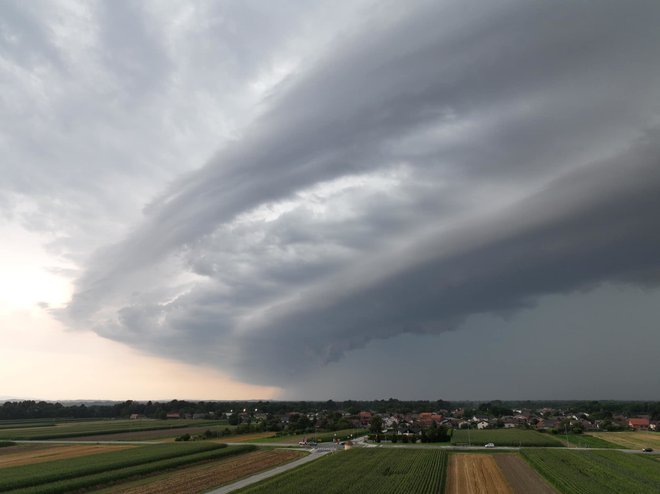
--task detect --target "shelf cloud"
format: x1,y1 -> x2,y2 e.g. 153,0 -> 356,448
48,1 -> 660,391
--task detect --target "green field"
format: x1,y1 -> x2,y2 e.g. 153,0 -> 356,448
451,429 -> 562,447
236,448 -> 447,494
558,433 -> 621,449
522,449 -> 660,494
248,429 -> 367,444
0,442 -> 255,493
0,419 -> 227,440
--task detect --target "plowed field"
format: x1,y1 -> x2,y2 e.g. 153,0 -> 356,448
0,444 -> 134,468
494,454 -> 557,494
446,454 -> 511,494
105,449 -> 305,494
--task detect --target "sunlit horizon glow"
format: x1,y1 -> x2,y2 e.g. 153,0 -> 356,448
0,309 -> 280,401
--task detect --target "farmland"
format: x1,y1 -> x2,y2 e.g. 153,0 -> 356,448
248,428 -> 367,444
494,454 -> 557,494
0,443 -> 134,468
555,433 -> 620,449
0,419 -> 228,441
94,449 -> 306,494
587,431 -> 660,450
445,454 -> 511,494
0,442 -> 255,493
522,449 -> 660,494
221,432 -> 277,443
236,447 -> 447,493
451,429 -> 562,447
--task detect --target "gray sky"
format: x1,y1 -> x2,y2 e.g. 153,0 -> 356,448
2,0 -> 660,400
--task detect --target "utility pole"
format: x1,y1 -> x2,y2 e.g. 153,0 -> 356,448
467,423 -> 471,447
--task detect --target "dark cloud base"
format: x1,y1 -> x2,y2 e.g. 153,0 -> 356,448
55,0 -> 660,395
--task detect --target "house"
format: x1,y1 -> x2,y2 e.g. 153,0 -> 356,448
417,412 -> 443,427
535,418 -> 558,431
129,413 -> 143,420
501,417 -> 518,429
476,420 -> 490,430
628,418 -> 650,430
166,412 -> 181,419
358,411 -> 372,426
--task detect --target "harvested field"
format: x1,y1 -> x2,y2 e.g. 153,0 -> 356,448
105,449 -> 306,494
0,444 -> 134,468
0,442 -> 48,457
494,454 -> 557,494
588,432 -> 660,450
446,454 -> 512,494
221,432 -> 276,443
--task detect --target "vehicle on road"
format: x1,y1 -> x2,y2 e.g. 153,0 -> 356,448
642,447 -> 653,452
484,443 -> 495,448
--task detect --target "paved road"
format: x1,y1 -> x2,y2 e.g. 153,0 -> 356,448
205,449 -> 330,494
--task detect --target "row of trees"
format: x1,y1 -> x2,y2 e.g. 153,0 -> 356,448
2,399 -> 659,421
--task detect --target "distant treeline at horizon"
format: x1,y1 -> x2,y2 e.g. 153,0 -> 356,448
1,398 -> 660,421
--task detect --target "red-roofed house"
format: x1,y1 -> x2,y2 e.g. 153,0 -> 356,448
418,412 -> 444,427
628,418 -> 650,430
358,411 -> 372,426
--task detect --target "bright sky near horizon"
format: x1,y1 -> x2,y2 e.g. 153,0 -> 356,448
1,0 -> 660,401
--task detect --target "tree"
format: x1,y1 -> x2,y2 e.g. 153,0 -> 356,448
369,415 -> 383,434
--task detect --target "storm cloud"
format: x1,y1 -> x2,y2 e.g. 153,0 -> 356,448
45,1 -> 660,390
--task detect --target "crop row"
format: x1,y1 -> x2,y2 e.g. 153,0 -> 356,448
522,449 -> 660,494
451,429 -> 562,447
0,442 -> 236,491
236,448 -> 447,493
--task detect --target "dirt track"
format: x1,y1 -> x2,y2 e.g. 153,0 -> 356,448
446,454 -> 512,494
494,454 -> 557,494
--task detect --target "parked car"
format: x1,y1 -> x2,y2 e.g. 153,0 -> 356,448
484,443 -> 495,448
642,448 -> 653,452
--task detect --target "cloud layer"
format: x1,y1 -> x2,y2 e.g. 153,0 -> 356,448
7,1 -> 659,392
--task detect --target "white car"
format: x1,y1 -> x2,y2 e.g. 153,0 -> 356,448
484,443 -> 495,448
